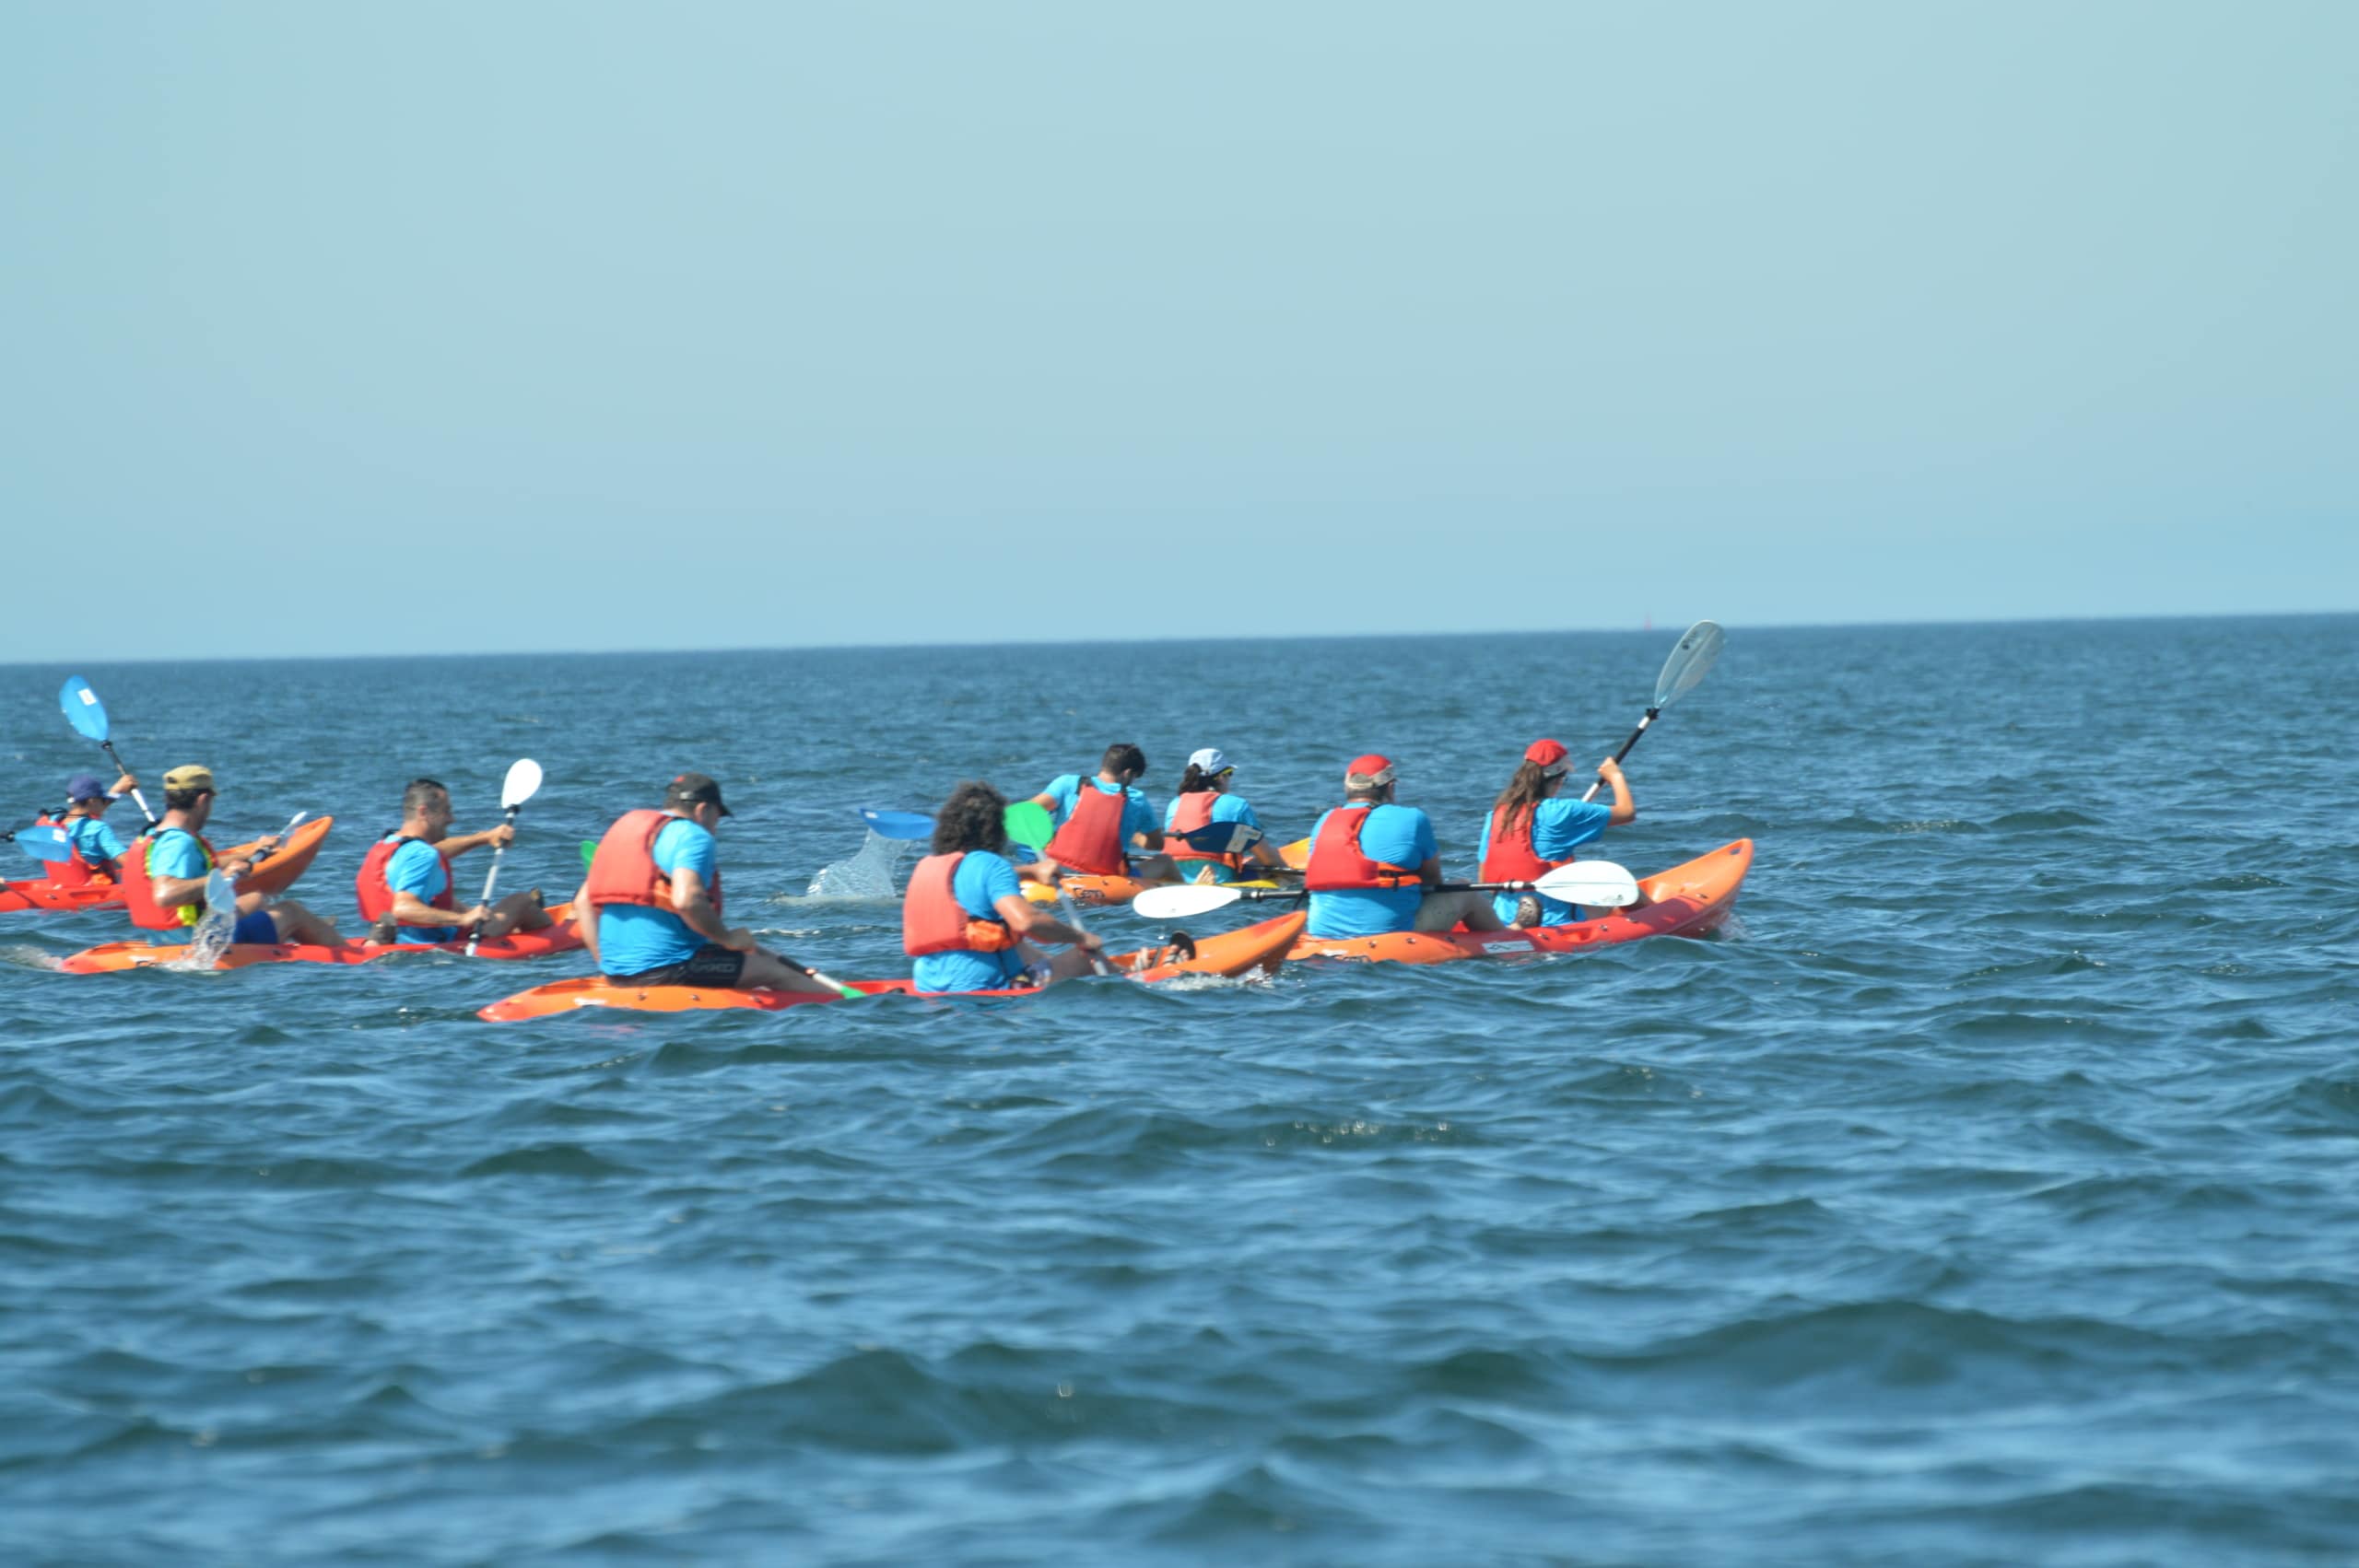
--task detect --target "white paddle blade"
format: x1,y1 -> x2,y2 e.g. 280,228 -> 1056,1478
1532,860 -> 1641,908
1132,883 -> 1248,919
204,869 -> 239,912
501,758 -> 545,811
1653,620 -> 1725,708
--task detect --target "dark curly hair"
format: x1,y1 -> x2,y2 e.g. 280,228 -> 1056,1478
932,781 -> 1010,857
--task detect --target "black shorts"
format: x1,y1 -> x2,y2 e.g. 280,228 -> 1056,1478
615,943 -> 746,988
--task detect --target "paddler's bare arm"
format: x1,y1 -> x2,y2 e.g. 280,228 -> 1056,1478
435,825 -> 515,860
392,890 -> 487,930
570,880 -> 600,964
150,852 -> 259,907
992,894 -> 1102,953
664,865 -> 749,951
1595,758 -> 1637,825
1027,791 -> 1059,813
1416,856 -> 1444,890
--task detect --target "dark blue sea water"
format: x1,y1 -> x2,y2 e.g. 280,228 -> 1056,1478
3,616 -> 2354,1566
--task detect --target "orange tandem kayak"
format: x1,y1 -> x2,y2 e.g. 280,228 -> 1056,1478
476,910 -> 1308,1022
58,899 -> 585,973
1284,839 -> 1753,964
0,816 -> 335,915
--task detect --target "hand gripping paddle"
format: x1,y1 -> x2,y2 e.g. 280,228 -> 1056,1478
1133,859 -> 1643,920
1581,621 -> 1724,803
466,760 -> 542,956
58,676 -> 157,826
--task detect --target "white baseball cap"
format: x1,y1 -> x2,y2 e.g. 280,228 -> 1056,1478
1188,747 -> 1232,775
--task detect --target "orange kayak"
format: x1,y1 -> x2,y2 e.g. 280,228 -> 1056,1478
476,910 -> 1307,1022
58,899 -> 585,973
0,815 -> 334,915
1286,839 -> 1753,964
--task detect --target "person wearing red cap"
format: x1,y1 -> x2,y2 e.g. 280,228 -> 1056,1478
1301,755 -> 1507,939
1477,740 -> 1637,926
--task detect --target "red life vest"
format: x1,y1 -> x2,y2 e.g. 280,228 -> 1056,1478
119,828 -> 217,930
1044,782 -> 1130,876
902,853 -> 1017,956
1479,802 -> 1569,883
39,814 -> 96,887
1164,791 -> 1241,868
1303,805 -> 1418,892
355,834 -> 458,923
581,810 -> 724,916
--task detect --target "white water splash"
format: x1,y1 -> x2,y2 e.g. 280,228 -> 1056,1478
805,831 -> 913,900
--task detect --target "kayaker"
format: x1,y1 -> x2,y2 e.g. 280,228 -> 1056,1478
907,781 -> 1106,991
1303,755 -> 1508,939
1163,748 -> 1286,883
120,765 -> 343,945
573,771 -> 839,994
47,770 -> 142,883
1477,740 -> 1637,926
356,778 -> 555,946
1027,743 -> 1175,880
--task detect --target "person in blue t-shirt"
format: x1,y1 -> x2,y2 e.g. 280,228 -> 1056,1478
1302,755 -> 1508,940
138,764 -> 342,946
364,778 -> 555,945
1027,743 -> 1175,879
1161,747 -> 1288,883
55,769 -> 139,879
909,781 -> 1105,993
1475,739 -> 1637,926
572,772 -> 841,995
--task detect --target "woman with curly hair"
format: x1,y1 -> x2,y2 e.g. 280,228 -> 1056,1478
904,780 -> 1107,992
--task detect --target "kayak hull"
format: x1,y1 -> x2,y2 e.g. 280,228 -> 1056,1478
476,911 -> 1307,1022
57,901 -> 585,973
1,815 -> 334,916
1285,839 -> 1752,964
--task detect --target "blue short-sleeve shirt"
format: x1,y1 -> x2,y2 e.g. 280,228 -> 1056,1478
597,816 -> 720,977
65,815 -> 129,869
383,836 -> 458,944
911,849 -> 1028,993
1304,802 -> 1437,938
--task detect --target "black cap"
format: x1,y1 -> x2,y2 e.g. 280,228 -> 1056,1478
663,771 -> 733,816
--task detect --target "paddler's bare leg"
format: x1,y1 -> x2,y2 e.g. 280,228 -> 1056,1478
473,890 -> 552,941
1414,890 -> 1506,933
738,948 -> 844,995
250,897 -> 343,946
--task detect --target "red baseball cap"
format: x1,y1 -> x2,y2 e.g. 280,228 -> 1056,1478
1344,754 -> 1396,786
1524,739 -> 1571,776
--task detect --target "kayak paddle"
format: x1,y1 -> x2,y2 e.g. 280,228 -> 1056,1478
1582,621 -> 1724,803
247,812 -> 309,865
1133,859 -> 1642,919
581,839 -> 597,871
859,808 -> 936,842
1003,799 -> 1056,858
58,676 -> 157,826
466,759 -> 542,956
14,825 -> 73,863
182,869 -> 241,968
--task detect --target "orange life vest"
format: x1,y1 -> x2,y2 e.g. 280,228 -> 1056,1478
120,827 -> 217,930
1164,790 -> 1243,868
1044,781 -> 1131,876
1478,802 -> 1569,883
1303,805 -> 1418,892
581,810 -> 724,916
355,834 -> 457,923
902,853 -> 1018,955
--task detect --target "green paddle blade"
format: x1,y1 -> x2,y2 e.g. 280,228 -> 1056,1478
581,839 -> 597,871
1003,800 -> 1054,855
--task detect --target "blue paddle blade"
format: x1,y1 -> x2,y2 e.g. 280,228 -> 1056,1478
1170,821 -> 1266,855
16,826 -> 73,863
860,809 -> 936,842
60,676 -> 111,742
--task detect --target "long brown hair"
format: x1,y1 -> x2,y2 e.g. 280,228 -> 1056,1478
1489,761 -> 1557,838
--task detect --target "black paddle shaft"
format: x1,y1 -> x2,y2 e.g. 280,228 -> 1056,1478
99,740 -> 157,825
1580,707 -> 1661,803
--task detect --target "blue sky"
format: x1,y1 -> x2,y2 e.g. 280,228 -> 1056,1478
5,2 -> 2353,660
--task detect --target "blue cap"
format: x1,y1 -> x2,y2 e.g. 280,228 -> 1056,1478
65,772 -> 108,802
